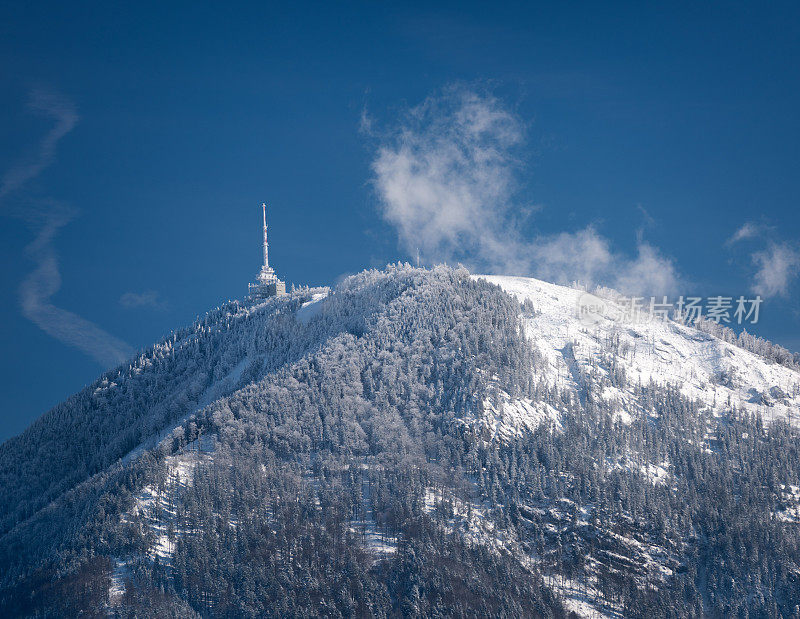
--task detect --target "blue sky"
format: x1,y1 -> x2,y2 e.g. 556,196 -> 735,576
1,1 -> 799,440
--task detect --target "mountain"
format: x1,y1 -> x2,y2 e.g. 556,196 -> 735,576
0,265 -> 799,617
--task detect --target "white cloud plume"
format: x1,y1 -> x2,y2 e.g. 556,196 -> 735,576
751,243 -> 799,299
613,243 -> 681,298
369,86 -> 681,296
2,90 -> 133,368
526,228 -> 614,288
371,86 -> 524,269
727,221 -> 798,299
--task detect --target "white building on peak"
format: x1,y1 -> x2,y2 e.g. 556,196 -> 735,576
248,202 -> 286,299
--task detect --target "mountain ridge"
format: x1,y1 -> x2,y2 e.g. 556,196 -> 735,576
1,265 -> 799,617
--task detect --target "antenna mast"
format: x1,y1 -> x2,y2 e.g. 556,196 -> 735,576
262,202 -> 269,269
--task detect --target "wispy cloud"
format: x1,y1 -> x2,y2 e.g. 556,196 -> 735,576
367,85 -> 681,296
726,221 -> 766,246
726,221 -> 798,299
1,90 -> 133,368
120,290 -> 167,310
751,243 -> 799,299
0,91 -> 78,203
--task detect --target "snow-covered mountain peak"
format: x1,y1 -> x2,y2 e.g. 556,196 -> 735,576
2,266 -> 799,617
477,275 -> 800,428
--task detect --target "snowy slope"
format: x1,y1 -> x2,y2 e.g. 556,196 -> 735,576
476,275 -> 800,431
